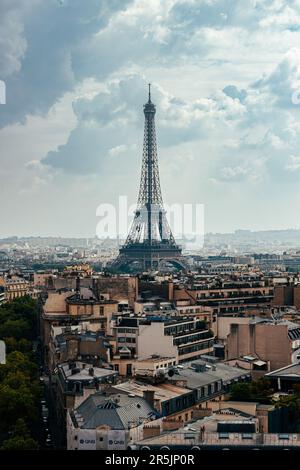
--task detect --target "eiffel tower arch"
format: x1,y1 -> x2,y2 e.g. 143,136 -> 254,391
112,85 -> 187,272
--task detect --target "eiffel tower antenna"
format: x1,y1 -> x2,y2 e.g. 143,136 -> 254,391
112,85 -> 186,272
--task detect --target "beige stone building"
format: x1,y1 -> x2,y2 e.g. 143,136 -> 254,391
0,275 -> 30,301
226,319 -> 300,370
111,314 -> 214,371
41,289 -> 118,357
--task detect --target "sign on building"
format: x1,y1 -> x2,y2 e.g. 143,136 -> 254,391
78,430 -> 97,450
107,430 -> 126,450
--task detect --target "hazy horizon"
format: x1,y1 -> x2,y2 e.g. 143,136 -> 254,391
2,226 -> 300,240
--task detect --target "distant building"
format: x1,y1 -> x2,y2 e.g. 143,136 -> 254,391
96,275 -> 138,309
0,275 -> 30,301
134,298 -> 214,327
180,282 -> 274,316
48,325 -> 112,372
41,287 -> 118,355
272,284 -> 300,310
226,319 -> 300,370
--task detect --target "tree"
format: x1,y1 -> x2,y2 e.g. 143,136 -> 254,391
0,296 -> 38,338
230,382 -> 253,401
0,297 -> 40,447
229,378 -> 273,402
1,419 -> 39,450
0,319 -> 31,341
1,435 -> 39,450
0,383 -> 38,431
4,337 -> 32,354
0,351 -> 38,379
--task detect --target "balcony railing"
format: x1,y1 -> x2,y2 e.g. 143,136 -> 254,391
137,432 -> 300,448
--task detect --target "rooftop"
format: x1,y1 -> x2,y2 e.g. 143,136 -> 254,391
169,360 -> 248,389
112,381 -> 191,402
265,362 -> 300,379
58,361 -> 117,382
136,411 -> 258,446
72,392 -> 157,430
136,356 -> 176,364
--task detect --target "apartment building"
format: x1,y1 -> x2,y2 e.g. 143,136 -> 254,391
111,313 -> 215,367
52,361 -> 118,446
0,275 -> 30,301
226,319 -> 300,370
41,287 -> 118,350
48,325 -> 112,372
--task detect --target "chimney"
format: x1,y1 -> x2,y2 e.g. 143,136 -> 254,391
143,390 -> 155,409
92,277 -> 99,300
76,276 -> 80,293
89,367 -> 94,377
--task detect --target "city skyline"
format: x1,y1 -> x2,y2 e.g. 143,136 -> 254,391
2,1 -> 300,237
2,1 -> 300,457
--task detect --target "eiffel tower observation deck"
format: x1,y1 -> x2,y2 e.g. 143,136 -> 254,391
112,85 -> 186,272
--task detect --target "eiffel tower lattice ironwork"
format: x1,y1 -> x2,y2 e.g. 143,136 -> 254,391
112,85 -> 186,271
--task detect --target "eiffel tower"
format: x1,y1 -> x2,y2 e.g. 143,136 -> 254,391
112,85 -> 186,271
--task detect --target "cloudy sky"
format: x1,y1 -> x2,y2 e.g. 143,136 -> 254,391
1,0 -> 300,238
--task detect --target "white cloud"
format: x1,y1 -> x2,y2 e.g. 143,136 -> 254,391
286,155 -> 300,172
3,0 -> 300,235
